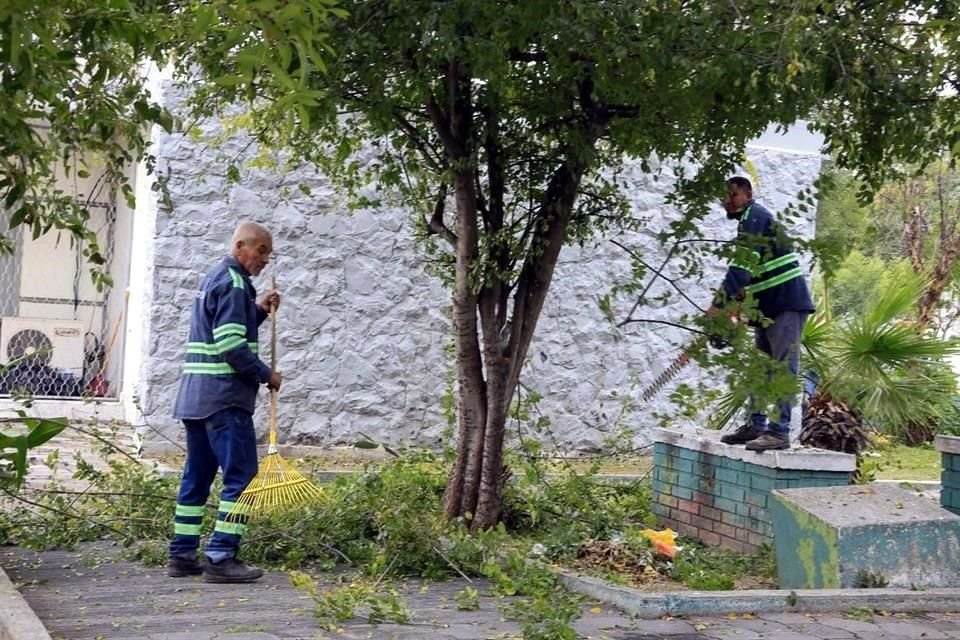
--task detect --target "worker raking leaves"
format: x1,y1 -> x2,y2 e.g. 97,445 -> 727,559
167,221 -> 281,584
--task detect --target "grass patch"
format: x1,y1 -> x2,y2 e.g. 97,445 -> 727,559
868,443 -> 940,481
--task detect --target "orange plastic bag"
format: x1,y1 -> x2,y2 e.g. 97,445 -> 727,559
641,528 -> 678,559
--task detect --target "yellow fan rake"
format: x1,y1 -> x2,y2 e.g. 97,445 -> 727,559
227,278 -> 325,521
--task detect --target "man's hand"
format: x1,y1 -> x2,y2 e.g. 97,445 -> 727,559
258,290 -> 281,313
705,304 -> 722,317
267,371 -> 282,391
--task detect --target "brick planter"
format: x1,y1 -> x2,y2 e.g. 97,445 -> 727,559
650,428 -> 856,553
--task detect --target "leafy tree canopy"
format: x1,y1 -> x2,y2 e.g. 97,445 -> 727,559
0,0 -> 340,286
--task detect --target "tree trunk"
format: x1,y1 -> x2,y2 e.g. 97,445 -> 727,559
442,169 -> 491,520
444,159 -> 591,529
437,58 -> 600,528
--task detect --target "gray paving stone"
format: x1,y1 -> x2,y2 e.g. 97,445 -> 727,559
871,620 -> 953,639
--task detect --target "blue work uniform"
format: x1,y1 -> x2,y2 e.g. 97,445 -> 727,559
715,202 -> 815,435
169,256 -> 271,563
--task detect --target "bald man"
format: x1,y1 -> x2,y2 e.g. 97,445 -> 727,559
168,221 -> 281,583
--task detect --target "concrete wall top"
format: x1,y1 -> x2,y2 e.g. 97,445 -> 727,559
652,427 -> 856,471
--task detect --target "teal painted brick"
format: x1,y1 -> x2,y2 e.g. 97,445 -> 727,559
677,447 -> 701,461
720,510 -> 748,529
715,467 -> 739,485
748,474 -> 774,492
950,454 -> 960,472
944,470 -> 960,489
944,488 -> 958,509
745,463 -> 774,478
668,458 -> 696,474
744,491 -> 768,508
717,483 -> 746,502
672,485 -> 694,501
652,478 -> 669,495
677,472 -> 702,491
712,496 -> 739,514
724,459 -> 746,472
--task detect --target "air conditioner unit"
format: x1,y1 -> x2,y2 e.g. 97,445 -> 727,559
0,317 -> 85,376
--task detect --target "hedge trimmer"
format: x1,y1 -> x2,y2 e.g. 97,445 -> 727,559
638,331 -> 732,402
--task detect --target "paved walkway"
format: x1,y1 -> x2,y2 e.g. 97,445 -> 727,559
4,543 -> 960,640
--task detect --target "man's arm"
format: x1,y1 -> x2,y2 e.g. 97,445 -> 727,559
711,213 -> 769,310
211,286 -> 273,384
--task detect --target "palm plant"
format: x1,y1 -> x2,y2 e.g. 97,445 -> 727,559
798,270 -> 959,452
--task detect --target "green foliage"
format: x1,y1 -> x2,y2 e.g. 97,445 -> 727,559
804,269 -> 960,436
454,586 -> 480,611
854,569 -> 889,588
0,0 -> 337,285
485,552 -> 583,640
825,252 -> 912,319
0,414 -> 67,488
290,571 -> 411,631
671,543 -> 776,591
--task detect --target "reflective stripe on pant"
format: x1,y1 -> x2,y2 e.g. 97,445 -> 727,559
748,311 -> 809,435
168,407 -> 258,563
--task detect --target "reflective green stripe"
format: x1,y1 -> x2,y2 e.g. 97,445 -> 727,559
187,339 -> 257,355
174,522 -> 202,536
215,335 -> 246,352
746,267 -> 803,294
228,267 -> 245,289
214,520 -> 247,536
183,362 -> 236,375
741,204 -> 753,223
731,262 -> 754,272
758,252 -> 799,274
186,342 -> 219,355
175,504 -> 205,517
212,323 -> 246,338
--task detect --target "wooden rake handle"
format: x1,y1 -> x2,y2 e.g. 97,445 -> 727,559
268,275 -> 278,448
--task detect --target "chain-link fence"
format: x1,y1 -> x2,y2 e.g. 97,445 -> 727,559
0,147 -> 123,400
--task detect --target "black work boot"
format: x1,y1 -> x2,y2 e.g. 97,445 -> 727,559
720,423 -> 764,446
745,432 -> 790,451
202,557 -> 264,584
168,556 -> 204,578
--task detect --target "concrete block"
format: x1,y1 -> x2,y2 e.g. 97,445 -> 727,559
771,484 -> 960,589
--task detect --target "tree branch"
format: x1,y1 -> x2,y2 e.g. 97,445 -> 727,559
426,183 -> 457,247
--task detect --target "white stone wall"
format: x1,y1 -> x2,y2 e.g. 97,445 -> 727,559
137,111 -> 822,452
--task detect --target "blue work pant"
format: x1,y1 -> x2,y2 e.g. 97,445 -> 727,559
748,311 -> 809,435
169,407 -> 259,563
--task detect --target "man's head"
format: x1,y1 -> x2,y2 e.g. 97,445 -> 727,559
723,176 -> 753,219
230,222 -> 273,276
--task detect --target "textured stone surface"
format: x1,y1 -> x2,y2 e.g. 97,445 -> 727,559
137,84 -> 823,451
